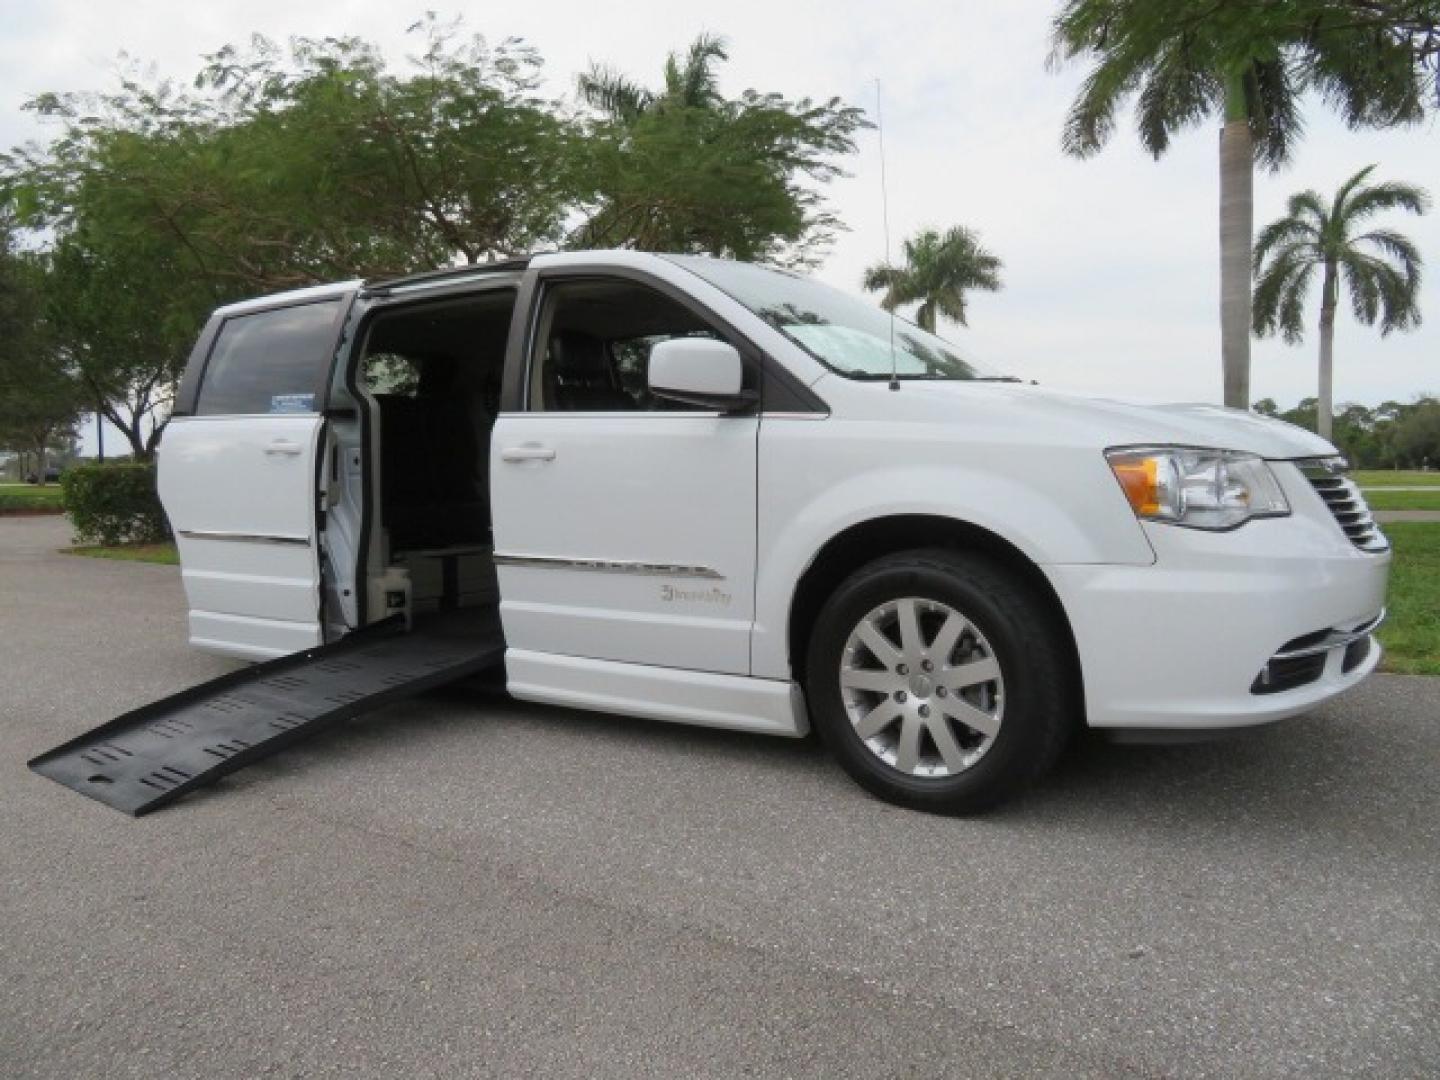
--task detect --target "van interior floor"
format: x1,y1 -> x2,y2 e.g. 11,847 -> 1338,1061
28,610 -> 505,816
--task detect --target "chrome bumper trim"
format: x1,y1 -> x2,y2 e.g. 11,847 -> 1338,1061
1272,609 -> 1387,661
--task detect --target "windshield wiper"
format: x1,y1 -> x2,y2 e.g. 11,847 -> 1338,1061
971,375 -> 1023,383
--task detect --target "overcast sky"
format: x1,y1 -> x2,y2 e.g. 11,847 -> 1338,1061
2,0 -> 1436,449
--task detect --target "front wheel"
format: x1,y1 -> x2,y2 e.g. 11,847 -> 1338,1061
804,549 -> 1074,813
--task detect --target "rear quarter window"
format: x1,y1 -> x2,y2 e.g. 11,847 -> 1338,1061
195,300 -> 342,416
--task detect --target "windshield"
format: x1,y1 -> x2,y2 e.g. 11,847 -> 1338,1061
666,255 -> 1000,381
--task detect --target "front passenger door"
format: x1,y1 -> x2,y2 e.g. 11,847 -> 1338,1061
490,275 -> 759,675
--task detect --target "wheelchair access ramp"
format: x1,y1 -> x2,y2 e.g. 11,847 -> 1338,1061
28,614 -> 504,816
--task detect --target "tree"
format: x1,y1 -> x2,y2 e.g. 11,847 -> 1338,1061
1250,393 -> 1440,468
861,226 -> 1004,332
1050,0 -> 1426,410
192,20 -> 581,275
572,35 -> 866,265
1391,395 -> 1440,466
578,31 -> 731,121
0,370 -> 84,484
40,234 -> 205,459
1323,2 -> 1440,103
9,19 -> 581,292
1253,396 -> 1280,416
1,19 -> 588,456
1252,165 -> 1428,440
0,223 -> 86,480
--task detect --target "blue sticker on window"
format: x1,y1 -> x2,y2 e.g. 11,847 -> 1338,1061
270,393 -> 315,414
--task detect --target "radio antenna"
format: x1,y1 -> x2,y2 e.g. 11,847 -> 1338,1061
875,79 -> 899,391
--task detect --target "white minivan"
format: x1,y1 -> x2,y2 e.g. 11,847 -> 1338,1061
158,250 -> 1391,811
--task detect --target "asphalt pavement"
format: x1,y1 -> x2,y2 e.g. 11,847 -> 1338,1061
2,515 -> 1437,1078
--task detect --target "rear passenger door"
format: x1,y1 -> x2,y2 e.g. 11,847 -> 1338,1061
159,294 -> 353,660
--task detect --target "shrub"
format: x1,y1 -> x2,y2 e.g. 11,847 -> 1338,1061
61,463 -> 171,546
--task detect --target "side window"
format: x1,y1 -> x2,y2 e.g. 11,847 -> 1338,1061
195,300 -> 341,416
529,280 -> 734,412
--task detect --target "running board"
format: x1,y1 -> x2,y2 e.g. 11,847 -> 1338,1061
28,615 -> 504,816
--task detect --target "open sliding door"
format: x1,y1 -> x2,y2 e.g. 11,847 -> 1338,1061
159,292 -> 354,660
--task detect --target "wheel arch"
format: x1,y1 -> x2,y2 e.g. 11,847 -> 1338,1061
786,514 -> 1085,718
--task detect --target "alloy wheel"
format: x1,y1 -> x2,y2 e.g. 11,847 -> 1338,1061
838,597 -> 1005,778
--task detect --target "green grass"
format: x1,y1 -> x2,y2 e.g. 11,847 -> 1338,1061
1353,470 -> 1440,488
63,542 -> 179,566
0,483 -> 65,512
1379,523 -> 1440,677
1364,489 -> 1440,512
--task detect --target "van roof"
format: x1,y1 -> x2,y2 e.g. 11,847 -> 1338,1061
363,256 -> 532,295
215,279 -> 362,318
212,257 -> 534,317
215,250 -> 735,314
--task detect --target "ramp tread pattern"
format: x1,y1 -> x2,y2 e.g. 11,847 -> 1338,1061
28,617 -> 503,816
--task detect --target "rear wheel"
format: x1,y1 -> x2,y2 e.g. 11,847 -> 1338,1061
804,549 -> 1073,813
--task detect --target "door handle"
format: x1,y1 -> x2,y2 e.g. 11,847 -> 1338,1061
264,439 -> 304,457
500,444 -> 557,463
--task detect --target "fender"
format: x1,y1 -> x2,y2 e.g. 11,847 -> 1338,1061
750,419 -> 1156,679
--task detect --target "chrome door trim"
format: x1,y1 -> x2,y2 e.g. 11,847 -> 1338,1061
177,529 -> 311,546
494,411 -> 727,419
493,553 -> 724,580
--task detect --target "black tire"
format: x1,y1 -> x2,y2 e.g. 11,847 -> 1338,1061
804,548 -> 1074,814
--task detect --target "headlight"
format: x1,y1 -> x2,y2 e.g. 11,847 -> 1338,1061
1105,447 -> 1290,530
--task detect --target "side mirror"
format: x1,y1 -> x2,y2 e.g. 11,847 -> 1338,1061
648,338 -> 758,413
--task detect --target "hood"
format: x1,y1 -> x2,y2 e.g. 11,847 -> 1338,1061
1119,399 -> 1336,458
828,380 -> 1337,460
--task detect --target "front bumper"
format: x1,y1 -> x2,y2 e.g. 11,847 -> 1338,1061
1045,466 -> 1391,731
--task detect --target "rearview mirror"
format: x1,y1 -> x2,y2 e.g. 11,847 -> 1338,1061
648,338 -> 757,412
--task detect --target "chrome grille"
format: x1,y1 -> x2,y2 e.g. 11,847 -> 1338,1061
1297,458 -> 1388,552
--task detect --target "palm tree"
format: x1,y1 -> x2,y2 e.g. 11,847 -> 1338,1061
862,226 -> 1003,333
577,33 -> 729,122
1050,1 -> 1425,410
1253,165 -> 1428,441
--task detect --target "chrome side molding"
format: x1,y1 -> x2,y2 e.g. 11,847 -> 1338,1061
177,529 -> 310,546
493,553 -> 724,580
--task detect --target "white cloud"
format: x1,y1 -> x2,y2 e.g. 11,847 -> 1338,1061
2,0 -> 1436,414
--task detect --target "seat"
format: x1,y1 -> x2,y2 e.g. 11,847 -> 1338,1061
548,331 -> 633,411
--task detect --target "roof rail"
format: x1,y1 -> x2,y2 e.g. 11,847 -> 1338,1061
361,256 -> 532,296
